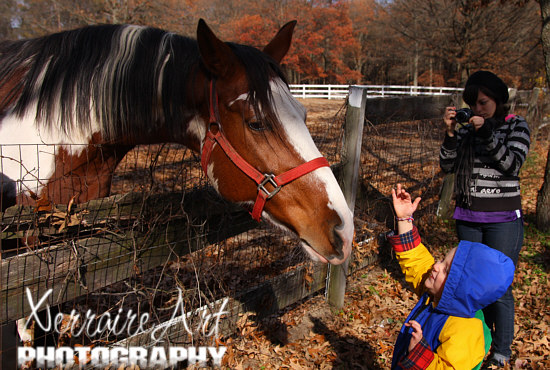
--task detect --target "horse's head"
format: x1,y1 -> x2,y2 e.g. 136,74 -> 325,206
195,20 -> 353,265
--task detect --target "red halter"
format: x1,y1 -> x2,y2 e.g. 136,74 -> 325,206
201,80 -> 329,222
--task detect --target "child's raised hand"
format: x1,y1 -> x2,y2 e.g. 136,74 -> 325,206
391,184 -> 421,219
405,320 -> 423,352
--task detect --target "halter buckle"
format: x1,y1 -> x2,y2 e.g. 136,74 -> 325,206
258,174 -> 281,200
208,122 -> 220,133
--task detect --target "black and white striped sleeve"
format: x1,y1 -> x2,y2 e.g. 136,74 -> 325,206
439,133 -> 458,173
477,116 -> 530,176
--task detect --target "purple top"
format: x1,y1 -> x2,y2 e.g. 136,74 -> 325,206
453,207 -> 522,223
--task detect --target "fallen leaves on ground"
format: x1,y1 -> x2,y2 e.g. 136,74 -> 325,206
216,125 -> 550,369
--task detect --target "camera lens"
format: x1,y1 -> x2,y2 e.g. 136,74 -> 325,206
455,108 -> 473,124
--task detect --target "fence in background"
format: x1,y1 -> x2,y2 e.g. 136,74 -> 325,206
290,84 -> 463,99
290,85 -> 533,115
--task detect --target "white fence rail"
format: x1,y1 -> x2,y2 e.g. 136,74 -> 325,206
289,84 -> 463,99
289,84 -> 350,99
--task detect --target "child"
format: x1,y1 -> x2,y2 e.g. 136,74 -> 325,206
388,184 -> 515,369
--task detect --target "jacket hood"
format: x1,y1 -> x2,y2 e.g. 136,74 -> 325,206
435,240 -> 515,318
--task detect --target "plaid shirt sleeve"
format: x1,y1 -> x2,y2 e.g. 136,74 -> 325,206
397,337 -> 434,370
386,226 -> 421,252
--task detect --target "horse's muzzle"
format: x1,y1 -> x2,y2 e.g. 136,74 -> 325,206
327,222 -> 352,265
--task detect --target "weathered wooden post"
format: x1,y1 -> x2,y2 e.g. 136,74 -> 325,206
436,173 -> 455,219
526,87 -> 541,130
327,86 -> 367,310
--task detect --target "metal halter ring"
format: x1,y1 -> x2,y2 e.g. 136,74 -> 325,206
258,174 -> 281,199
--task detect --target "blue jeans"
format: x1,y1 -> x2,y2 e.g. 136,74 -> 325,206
456,218 -> 523,360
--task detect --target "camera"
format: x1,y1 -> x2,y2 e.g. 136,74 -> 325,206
454,108 -> 474,124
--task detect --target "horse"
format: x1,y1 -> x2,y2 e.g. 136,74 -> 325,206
0,19 -> 353,266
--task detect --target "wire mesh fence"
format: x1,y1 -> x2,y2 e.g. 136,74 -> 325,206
0,100 -> 349,367
357,118 -> 447,224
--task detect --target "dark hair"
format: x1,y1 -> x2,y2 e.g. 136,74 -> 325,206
462,71 -> 510,120
462,84 -> 510,120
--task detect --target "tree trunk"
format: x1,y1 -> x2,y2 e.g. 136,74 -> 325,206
537,149 -> 550,231
537,0 -> 550,231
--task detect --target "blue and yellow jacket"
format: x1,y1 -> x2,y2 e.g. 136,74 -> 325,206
388,227 -> 515,369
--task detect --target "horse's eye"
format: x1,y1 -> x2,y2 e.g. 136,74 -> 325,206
247,120 -> 265,131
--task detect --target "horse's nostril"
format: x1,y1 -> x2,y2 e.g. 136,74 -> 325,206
331,215 -> 353,263
332,227 -> 344,255
334,221 -> 346,232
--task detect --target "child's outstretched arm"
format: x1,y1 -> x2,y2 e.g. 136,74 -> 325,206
387,184 -> 430,295
391,183 -> 421,235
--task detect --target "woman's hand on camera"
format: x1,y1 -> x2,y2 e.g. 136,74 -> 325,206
443,106 -> 457,136
469,115 -> 485,131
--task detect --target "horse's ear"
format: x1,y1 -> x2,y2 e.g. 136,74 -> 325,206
197,19 -> 238,78
263,20 -> 297,64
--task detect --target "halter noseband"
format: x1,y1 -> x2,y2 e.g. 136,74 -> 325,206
201,80 -> 329,222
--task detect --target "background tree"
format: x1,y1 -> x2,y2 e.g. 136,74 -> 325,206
382,0 -> 542,86
348,0 -> 389,84
7,0 -> 171,37
0,0 -> 544,87
291,1 -> 361,83
537,0 -> 550,232
0,1 -> 18,40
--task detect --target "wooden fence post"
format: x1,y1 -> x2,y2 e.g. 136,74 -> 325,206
436,173 -> 455,219
327,86 -> 367,310
526,88 -> 541,129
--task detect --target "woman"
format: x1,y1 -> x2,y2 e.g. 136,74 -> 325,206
439,71 -> 530,367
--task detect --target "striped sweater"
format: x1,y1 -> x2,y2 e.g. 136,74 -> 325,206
439,114 -> 530,212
